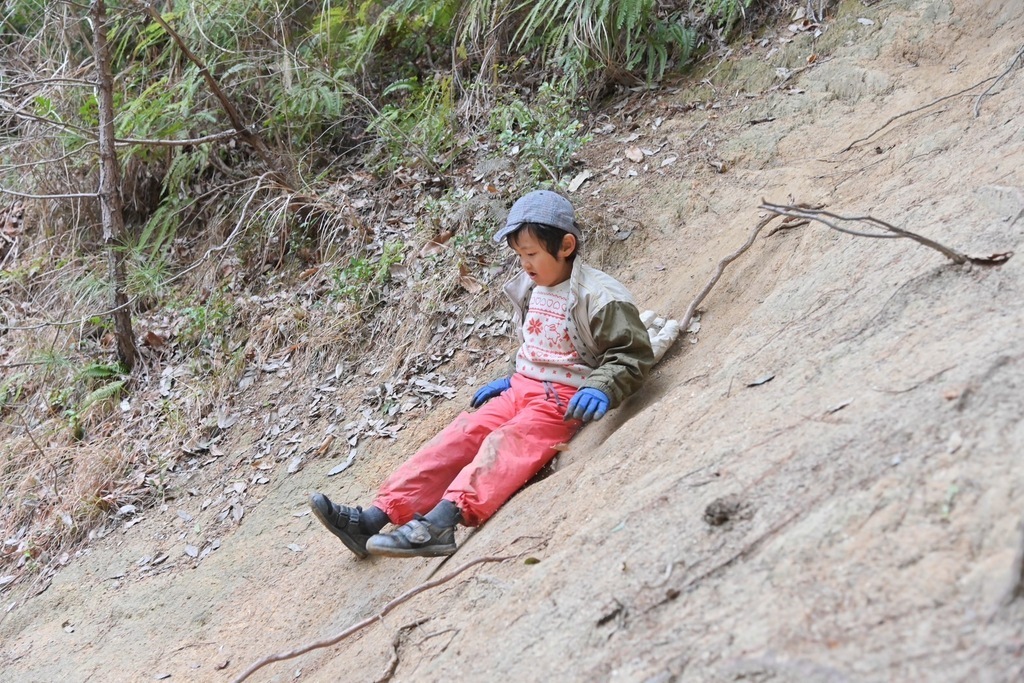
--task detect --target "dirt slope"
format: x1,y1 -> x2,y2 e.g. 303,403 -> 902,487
4,1 -> 1024,681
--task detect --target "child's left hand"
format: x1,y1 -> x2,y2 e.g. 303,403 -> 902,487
565,388 -> 610,422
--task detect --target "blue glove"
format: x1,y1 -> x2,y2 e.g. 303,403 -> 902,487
565,388 -> 610,422
471,377 -> 511,408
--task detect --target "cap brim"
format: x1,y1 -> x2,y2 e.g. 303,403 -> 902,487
493,224 -> 519,243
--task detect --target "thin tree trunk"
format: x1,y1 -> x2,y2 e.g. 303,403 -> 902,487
91,0 -> 136,371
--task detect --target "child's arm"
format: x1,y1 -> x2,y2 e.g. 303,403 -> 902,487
579,302 -> 654,409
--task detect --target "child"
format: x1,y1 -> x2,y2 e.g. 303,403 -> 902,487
310,190 -> 654,559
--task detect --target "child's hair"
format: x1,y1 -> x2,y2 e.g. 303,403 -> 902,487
506,222 -> 579,260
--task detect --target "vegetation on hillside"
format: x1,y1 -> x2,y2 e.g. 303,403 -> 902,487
0,0 -> 780,584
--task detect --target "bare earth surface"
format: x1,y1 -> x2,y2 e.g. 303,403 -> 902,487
3,1 -> 1024,681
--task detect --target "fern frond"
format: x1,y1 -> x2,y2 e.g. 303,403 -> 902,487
80,380 -> 127,414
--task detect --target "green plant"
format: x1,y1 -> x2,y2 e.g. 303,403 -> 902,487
46,362 -> 129,440
701,0 -> 756,34
489,83 -> 591,183
367,74 -> 457,171
512,0 -> 696,89
0,372 -> 29,412
176,292 -> 236,349
263,66 -> 351,151
330,241 -> 405,304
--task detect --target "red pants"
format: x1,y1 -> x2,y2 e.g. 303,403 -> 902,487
373,374 -> 581,526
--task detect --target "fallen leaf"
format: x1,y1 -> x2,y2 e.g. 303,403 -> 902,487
144,330 -> 165,347
826,400 -> 851,414
625,146 -> 644,163
567,169 -> 594,193
661,156 -> 678,167
184,545 -> 199,558
968,251 -> 1013,265
217,409 -> 239,430
313,434 -> 335,457
747,374 -> 775,387
857,17 -> 875,25
287,543 -> 303,553
287,456 -> 303,474
327,449 -> 358,477
458,263 -> 483,294
947,431 -> 963,453
419,230 -> 452,257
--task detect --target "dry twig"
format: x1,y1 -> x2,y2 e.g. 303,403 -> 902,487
840,77 -> 996,153
975,43 -> 1024,117
374,618 -> 431,683
759,201 -> 1013,266
232,555 -> 513,682
678,213 -> 780,335
765,216 -> 809,237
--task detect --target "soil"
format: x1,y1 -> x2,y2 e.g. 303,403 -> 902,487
4,1 -> 1024,681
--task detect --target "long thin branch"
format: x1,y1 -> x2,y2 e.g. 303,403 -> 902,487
840,76 -> 995,153
0,105 -> 98,139
759,201 -> 1012,266
136,1 -> 291,186
0,77 -> 96,95
2,96 -> 240,148
974,43 -> 1024,117
0,143 -> 92,172
113,129 -> 241,147
678,213 -> 779,335
232,556 -> 513,683
0,186 -> 99,200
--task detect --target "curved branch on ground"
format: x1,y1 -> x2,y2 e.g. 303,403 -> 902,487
759,201 -> 1013,266
974,43 -> 1024,117
679,213 -> 779,336
232,555 -> 514,683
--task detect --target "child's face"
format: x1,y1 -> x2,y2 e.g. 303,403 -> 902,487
510,230 -> 574,287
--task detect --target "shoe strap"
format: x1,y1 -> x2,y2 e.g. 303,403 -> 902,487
400,519 -> 432,544
344,506 -> 361,533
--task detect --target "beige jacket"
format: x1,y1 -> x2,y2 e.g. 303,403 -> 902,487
503,259 -> 654,408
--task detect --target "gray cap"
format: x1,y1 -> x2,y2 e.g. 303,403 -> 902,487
494,190 -> 580,243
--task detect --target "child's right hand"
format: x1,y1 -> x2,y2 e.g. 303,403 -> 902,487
471,377 -> 512,408
565,387 -> 610,422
